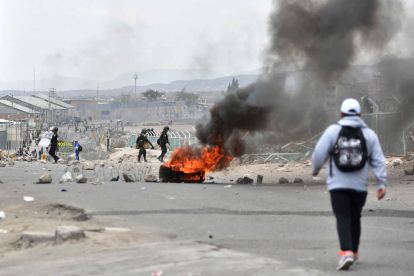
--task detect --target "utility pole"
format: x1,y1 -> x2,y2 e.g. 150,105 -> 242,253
34,69 -> 35,93
49,88 -> 56,124
97,86 -> 99,101
134,72 -> 138,100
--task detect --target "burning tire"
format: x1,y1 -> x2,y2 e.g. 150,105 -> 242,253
159,165 -> 205,183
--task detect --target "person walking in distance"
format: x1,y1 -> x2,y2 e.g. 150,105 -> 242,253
157,126 -> 170,163
49,126 -> 60,164
136,128 -> 154,163
311,98 -> 387,270
74,140 -> 80,161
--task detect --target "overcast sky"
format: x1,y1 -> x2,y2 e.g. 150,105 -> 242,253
0,0 -> 272,82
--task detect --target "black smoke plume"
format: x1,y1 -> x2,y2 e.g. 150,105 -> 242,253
196,0 -> 402,155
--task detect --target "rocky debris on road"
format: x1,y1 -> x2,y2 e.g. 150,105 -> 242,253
0,211 -> 5,219
257,175 -> 263,184
404,165 -> 414,175
123,173 -> 135,182
0,162 -> 6,167
144,174 -> 158,182
40,159 -> 46,164
58,159 -> 68,165
0,149 -> 8,159
82,162 -> 94,170
8,158 -> 14,166
92,178 -> 103,185
294,178 -> 303,183
36,174 -> 52,184
312,177 -> 322,181
75,174 -> 88,183
20,231 -> 55,249
55,225 -> 85,245
23,156 -> 32,162
73,166 -> 81,173
279,177 -> 289,184
236,177 -> 254,184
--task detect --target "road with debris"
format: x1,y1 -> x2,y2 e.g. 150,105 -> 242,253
1,160 -> 414,275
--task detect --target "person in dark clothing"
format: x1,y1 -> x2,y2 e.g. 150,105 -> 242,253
49,126 -> 59,163
157,126 -> 170,163
136,128 -> 154,163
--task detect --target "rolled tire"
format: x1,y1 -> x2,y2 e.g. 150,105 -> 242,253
159,165 -> 204,183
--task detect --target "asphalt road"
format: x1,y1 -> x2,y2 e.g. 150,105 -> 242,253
2,161 -> 414,275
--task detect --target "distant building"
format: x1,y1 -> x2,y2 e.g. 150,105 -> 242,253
0,95 -> 68,123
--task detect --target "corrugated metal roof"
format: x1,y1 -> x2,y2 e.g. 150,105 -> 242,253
33,93 -> 75,109
0,100 -> 41,114
7,95 -> 65,110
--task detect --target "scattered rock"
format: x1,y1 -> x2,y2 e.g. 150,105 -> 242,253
21,231 -> 55,248
123,173 -> 135,182
278,164 -> 284,167
236,177 -> 254,184
390,158 -> 403,166
68,160 -> 74,166
36,174 -> 52,184
73,166 -> 80,173
312,177 -> 322,181
257,175 -> 263,184
0,150 -> 8,159
404,166 -> 414,175
55,226 -> 85,245
58,159 -> 68,165
40,159 -> 46,164
24,156 -> 32,162
279,177 -> 289,184
0,162 -> 6,167
82,162 -> 94,170
75,174 -> 87,183
8,159 -> 14,166
144,174 -> 158,182
294,178 -> 303,183
92,179 -> 103,185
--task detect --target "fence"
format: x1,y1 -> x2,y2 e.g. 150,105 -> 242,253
0,122 -> 28,151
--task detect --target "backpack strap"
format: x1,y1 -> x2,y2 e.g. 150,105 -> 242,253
330,124 -> 342,178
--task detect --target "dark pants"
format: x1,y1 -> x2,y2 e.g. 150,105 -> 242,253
159,145 -> 167,160
138,148 -> 146,161
49,147 -> 59,162
330,189 -> 367,253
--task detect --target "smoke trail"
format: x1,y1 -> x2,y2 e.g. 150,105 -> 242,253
196,0 -> 402,154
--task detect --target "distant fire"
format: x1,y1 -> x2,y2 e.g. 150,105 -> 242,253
162,136 -> 239,182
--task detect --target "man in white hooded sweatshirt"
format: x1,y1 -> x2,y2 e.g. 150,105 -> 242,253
311,98 -> 387,270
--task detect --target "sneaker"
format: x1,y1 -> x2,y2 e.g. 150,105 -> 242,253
354,252 -> 359,264
337,251 -> 354,270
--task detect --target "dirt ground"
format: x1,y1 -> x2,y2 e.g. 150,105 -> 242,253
0,183 -> 167,261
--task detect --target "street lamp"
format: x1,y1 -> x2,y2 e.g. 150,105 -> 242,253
133,72 -> 138,99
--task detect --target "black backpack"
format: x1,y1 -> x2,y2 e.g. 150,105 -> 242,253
157,138 -> 161,145
78,145 -> 83,152
331,126 -> 368,176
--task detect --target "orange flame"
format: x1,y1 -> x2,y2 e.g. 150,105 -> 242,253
163,137 -> 235,180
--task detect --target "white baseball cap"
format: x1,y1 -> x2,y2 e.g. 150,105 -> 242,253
340,98 -> 361,115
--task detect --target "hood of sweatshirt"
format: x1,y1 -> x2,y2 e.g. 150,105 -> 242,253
337,116 -> 368,128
